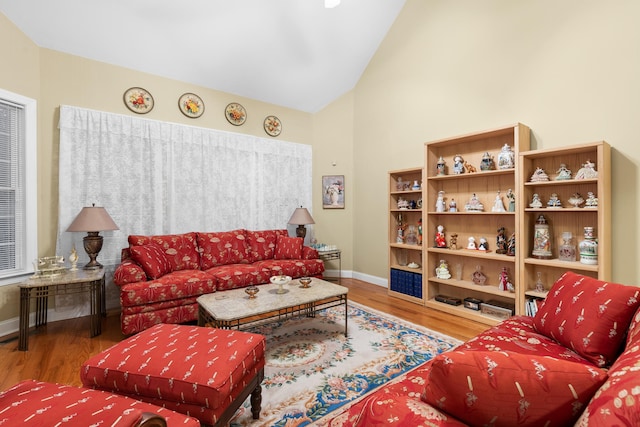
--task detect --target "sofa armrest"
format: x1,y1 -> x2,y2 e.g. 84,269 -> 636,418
114,259 -> 147,286
302,246 -> 319,259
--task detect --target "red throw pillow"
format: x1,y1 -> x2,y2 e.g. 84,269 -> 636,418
532,271 -> 640,367
129,244 -> 172,280
423,350 -> 608,427
274,235 -> 303,260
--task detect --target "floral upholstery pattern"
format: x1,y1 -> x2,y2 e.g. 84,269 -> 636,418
533,271 -> 640,367
274,235 -> 303,259
129,244 -> 172,280
423,350 -> 608,427
246,229 -> 288,262
207,263 -> 272,291
120,303 -> 199,336
113,258 -> 146,285
256,259 -> 326,278
81,324 -> 266,426
120,270 -> 215,306
129,232 -> 200,271
0,379 -> 200,427
197,229 -> 251,269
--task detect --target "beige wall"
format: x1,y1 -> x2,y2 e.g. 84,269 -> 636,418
352,0 -> 640,286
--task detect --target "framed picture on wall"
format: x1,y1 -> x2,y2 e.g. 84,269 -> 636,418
323,175 -> 344,209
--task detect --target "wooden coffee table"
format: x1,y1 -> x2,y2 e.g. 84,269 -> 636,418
197,277 -> 349,336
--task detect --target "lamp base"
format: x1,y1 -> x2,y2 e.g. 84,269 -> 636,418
83,232 -> 104,269
295,225 -> 307,239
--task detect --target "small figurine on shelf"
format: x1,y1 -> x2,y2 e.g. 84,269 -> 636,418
585,191 -> 598,208
496,227 -> 507,254
467,236 -> 477,250
555,163 -> 572,180
529,193 -> 543,208
435,225 -> 447,248
535,272 -> 545,293
547,193 -> 562,208
575,159 -> 598,179
437,156 -> 446,176
507,232 -> 516,256
396,213 -> 406,244
69,245 -> 79,271
464,161 -> 477,173
471,265 -> 487,285
532,214 -> 552,259
464,193 -> 484,212
498,267 -> 513,292
491,191 -> 506,212
498,144 -> 515,169
480,152 -> 495,171
530,167 -> 550,182
453,154 -> 465,174
478,237 -> 489,251
396,177 -> 404,191
412,180 -> 421,190
568,192 -> 585,208
397,197 -> 409,209
449,233 -> 459,250
417,218 -> 423,245
506,188 -> 515,212
436,260 -> 452,279
435,190 -> 446,212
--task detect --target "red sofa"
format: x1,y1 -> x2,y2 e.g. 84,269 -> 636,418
327,272 -> 640,427
113,229 -> 324,335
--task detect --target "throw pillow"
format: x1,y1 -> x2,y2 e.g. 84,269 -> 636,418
532,271 -> 640,367
423,350 -> 608,427
274,235 -> 303,260
129,244 -> 172,280
196,230 -> 251,269
246,229 -> 286,262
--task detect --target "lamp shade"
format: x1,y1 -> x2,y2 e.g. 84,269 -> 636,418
67,205 -> 119,232
288,207 -> 315,226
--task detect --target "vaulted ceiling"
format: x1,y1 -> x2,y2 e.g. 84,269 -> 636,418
0,0 -> 406,112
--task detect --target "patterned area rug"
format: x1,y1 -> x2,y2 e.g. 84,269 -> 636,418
230,301 -> 461,426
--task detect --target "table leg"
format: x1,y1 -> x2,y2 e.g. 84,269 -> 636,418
35,286 -> 48,328
19,287 -> 31,351
90,279 -> 102,337
344,295 -> 348,337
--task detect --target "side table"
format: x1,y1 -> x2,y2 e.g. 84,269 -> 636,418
318,249 -> 341,284
18,268 -> 105,351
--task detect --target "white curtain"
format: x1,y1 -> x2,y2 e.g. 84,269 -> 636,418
56,105 -> 312,288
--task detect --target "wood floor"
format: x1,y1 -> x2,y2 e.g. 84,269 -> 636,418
0,278 -> 490,391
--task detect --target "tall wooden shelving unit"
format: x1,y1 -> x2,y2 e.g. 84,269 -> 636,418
388,168 -> 425,304
517,142 -> 611,315
423,124 -> 530,326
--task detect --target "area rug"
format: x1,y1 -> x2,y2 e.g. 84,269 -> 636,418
230,301 -> 461,426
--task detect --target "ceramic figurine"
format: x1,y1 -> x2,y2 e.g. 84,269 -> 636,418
530,167 -> 550,182
435,225 -> 447,248
436,259 -> 451,279
585,192 -> 598,208
478,237 -> 489,251
435,190 -> 446,212
453,154 -> 465,174
412,180 -> 421,190
507,232 -> 516,256
547,193 -> 562,208
417,218 -> 423,245
437,156 -> 446,176
529,193 -> 543,208
491,191 -> 506,212
449,233 -> 459,250
506,188 -> 516,212
449,198 -> 458,212
568,193 -> 585,208
464,193 -> 484,212
498,267 -> 512,292
497,144 -> 515,169
464,160 -> 477,173
467,236 -> 477,250
69,246 -> 79,271
496,227 -> 508,254
554,163 -> 572,180
397,197 -> 409,209
575,159 -> 598,179
471,265 -> 487,285
480,152 -> 495,171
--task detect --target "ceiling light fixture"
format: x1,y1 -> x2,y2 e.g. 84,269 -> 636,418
325,0 -> 340,8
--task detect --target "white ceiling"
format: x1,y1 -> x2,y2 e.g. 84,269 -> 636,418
0,0 -> 406,113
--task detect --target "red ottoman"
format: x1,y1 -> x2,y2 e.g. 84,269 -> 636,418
0,379 -> 200,427
80,324 -> 266,426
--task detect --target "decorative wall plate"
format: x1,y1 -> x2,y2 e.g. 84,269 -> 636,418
225,102 -> 246,126
178,93 -> 204,118
263,115 -> 282,137
123,87 -> 154,114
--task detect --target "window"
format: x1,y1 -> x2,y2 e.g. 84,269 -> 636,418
0,89 -> 37,284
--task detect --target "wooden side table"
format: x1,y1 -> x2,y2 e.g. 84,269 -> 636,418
18,268 -> 105,351
318,249 -> 342,284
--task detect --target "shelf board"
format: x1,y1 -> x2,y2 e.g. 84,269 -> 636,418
428,247 -> 516,262
388,289 -> 424,304
524,208 -> 598,213
390,208 -> 422,213
390,243 -> 423,251
523,257 -> 599,272
525,290 -> 548,299
390,190 -> 423,195
524,178 -> 598,186
427,211 -> 515,215
426,169 -> 514,181
390,264 -> 423,273
424,299 -> 503,326
428,276 -> 517,299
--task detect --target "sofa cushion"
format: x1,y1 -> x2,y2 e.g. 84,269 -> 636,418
246,229 -> 288,262
532,271 -> 640,367
129,243 -> 172,280
120,269 -> 216,307
274,235 -> 303,259
423,350 -> 608,427
206,264 -> 272,291
113,258 -> 147,285
129,232 -> 200,271
197,229 -> 251,269
257,259 -> 325,278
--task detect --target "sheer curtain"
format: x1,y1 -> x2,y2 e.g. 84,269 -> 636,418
56,105 -> 312,310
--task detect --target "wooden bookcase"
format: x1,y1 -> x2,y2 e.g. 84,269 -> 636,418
423,124 -> 530,326
517,141 -> 611,315
388,168 -> 425,304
